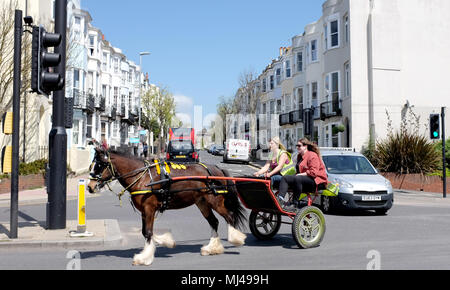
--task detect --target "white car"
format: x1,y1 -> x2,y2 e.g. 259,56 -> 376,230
223,139 -> 251,164
320,148 -> 394,215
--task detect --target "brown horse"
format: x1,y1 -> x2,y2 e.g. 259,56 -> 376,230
87,147 -> 247,266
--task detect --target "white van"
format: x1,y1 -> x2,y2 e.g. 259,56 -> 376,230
223,139 -> 251,164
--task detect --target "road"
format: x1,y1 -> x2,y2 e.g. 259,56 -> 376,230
1,150 -> 450,270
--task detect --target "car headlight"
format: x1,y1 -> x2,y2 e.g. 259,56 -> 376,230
332,177 -> 353,189
384,178 -> 393,193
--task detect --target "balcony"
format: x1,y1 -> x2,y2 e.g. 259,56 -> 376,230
86,93 -> 95,113
279,113 -> 290,126
117,103 -> 125,117
121,106 -> 136,125
110,105 -> 117,120
320,99 -> 342,120
71,89 -> 85,109
290,109 -> 303,123
95,94 -> 106,111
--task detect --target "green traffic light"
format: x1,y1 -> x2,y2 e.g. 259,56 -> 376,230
433,131 -> 439,138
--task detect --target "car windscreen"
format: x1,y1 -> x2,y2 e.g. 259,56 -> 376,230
169,142 -> 194,152
322,155 -> 377,174
215,146 -> 224,150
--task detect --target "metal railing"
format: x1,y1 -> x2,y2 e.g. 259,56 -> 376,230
320,99 -> 342,120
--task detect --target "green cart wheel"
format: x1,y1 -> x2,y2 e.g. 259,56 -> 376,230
292,206 -> 326,249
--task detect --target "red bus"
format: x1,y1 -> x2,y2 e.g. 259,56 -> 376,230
168,128 -> 195,144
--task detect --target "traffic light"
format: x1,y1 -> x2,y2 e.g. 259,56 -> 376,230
31,25 -> 63,96
430,114 -> 440,139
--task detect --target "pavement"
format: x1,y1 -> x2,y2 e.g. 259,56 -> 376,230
0,174 -> 122,248
0,158 -> 448,249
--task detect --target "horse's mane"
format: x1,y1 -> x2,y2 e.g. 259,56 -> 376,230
108,149 -> 146,162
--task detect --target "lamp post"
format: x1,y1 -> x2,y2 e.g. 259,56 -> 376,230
139,51 -> 150,130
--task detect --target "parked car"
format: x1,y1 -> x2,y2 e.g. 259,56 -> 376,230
208,144 -> 216,154
212,145 -> 224,156
166,140 -> 199,163
319,148 -> 394,215
223,139 -> 251,164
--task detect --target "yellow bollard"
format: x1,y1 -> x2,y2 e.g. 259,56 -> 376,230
70,179 -> 93,237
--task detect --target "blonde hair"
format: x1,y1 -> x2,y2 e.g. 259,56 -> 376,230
270,136 -> 287,151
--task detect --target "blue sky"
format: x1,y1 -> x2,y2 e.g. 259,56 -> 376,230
82,0 -> 322,129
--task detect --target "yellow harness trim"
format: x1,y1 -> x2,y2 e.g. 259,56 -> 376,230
130,190 -> 153,195
154,159 -> 161,175
164,161 -> 171,174
216,190 -> 228,194
199,162 -> 208,169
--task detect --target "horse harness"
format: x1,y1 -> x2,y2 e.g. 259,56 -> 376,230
91,154 -> 229,212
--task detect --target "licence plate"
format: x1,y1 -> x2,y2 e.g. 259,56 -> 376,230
362,195 -> 381,201
175,155 -> 186,158
231,155 -> 237,158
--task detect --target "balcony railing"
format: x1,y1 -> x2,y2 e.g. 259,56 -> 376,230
320,99 -> 342,120
94,94 -> 106,111
279,113 -> 290,126
290,109 -> 303,123
110,105 -> 117,120
86,93 -> 95,113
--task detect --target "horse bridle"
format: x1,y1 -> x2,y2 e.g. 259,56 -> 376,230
90,151 -> 160,203
89,151 -> 118,190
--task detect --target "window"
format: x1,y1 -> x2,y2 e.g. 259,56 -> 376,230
86,114 -> 93,138
311,82 -> 319,118
262,79 -> 267,92
325,71 -> 341,114
276,68 -> 281,85
325,19 -> 339,49
73,69 -> 80,89
102,53 -> 107,71
296,87 -> 303,110
75,16 -> 81,25
285,60 -> 291,78
277,99 -> 282,114
296,52 -> 303,72
270,100 -> 275,114
89,36 -> 95,56
72,120 -> 80,146
330,20 -> 339,47
113,87 -> 118,105
344,15 -> 349,44
270,75 -> 274,90
311,40 -> 317,62
345,63 -> 350,97
285,95 -> 291,112
114,58 -> 119,73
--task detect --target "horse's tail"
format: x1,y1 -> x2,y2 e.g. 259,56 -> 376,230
221,168 -> 247,231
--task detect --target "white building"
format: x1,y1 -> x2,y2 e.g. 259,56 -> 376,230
0,0 -> 148,173
233,0 -> 450,153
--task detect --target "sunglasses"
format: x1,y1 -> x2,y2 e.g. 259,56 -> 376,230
296,144 -> 303,148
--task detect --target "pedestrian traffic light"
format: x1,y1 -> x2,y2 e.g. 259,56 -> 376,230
31,25 -> 63,96
430,114 -> 440,139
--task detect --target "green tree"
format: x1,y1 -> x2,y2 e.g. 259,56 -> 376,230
141,86 -> 176,153
216,95 -> 234,142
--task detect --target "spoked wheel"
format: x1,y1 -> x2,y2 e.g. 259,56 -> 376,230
292,206 -> 326,249
249,210 -> 282,240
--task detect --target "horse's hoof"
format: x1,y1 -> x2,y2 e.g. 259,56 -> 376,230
132,254 -> 153,266
201,238 -> 224,256
228,226 -> 247,247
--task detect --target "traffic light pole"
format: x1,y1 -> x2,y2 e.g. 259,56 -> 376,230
46,0 -> 67,229
10,10 -> 23,239
442,107 -> 446,198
